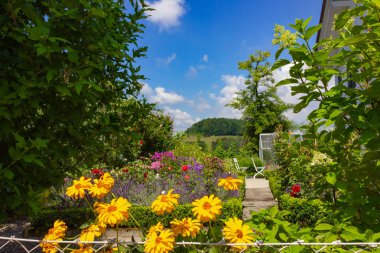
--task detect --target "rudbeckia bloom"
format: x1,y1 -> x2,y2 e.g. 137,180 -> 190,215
39,220 -> 67,253
170,218 -> 202,238
218,177 -> 242,190
147,222 -> 165,236
151,189 -> 180,215
95,197 -> 131,227
88,173 -> 114,199
222,217 -> 254,252
71,245 -> 94,253
144,227 -> 175,253
66,177 -> 92,199
191,195 -> 222,222
79,224 -> 105,242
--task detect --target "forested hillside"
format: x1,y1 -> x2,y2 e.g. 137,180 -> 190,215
185,118 -> 244,136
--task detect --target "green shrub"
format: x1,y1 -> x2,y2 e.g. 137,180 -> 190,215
31,198 -> 243,233
278,194 -> 329,227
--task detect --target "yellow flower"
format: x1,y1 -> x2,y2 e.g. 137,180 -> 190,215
66,177 -> 92,199
144,226 -> 175,253
272,24 -> 297,48
170,218 -> 202,238
71,245 -> 94,253
222,217 -> 254,252
147,222 -> 165,236
95,197 -> 131,227
40,220 -> 67,253
191,195 -> 222,222
79,224 -> 105,242
218,177 -> 242,190
88,173 -> 114,199
151,189 -> 180,215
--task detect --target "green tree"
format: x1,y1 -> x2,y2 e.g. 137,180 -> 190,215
229,51 -> 292,153
0,0 -> 150,220
185,118 -> 244,136
272,0 -> 380,228
139,110 -> 176,156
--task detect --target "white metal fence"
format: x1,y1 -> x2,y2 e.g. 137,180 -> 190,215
1,236 -> 379,253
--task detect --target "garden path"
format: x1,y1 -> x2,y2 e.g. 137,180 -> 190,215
242,178 -> 277,220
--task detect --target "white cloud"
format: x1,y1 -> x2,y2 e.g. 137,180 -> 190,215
156,53 -> 176,66
272,65 -> 319,124
209,75 -> 246,118
141,84 -> 185,105
153,87 -> 185,104
146,0 -> 186,31
202,54 -> 208,62
163,106 -> 196,131
141,83 -> 154,97
186,66 -> 197,78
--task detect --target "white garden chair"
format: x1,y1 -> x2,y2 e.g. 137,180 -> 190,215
251,157 -> 265,178
233,158 -> 248,173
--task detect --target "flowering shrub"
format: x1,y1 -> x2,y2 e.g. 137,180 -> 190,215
39,172 -> 251,253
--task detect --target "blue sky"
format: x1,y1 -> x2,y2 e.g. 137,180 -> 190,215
138,0 -> 323,131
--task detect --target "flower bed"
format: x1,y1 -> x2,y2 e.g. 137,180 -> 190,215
37,164 -> 250,253
46,152 -> 242,209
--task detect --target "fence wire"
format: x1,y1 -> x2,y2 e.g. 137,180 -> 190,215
1,236 -> 379,253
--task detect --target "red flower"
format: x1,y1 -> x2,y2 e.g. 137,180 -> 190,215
139,140 -> 144,145
168,166 -> 173,171
184,175 -> 190,180
122,168 -> 129,173
91,169 -> 104,175
291,184 -> 301,193
182,165 -> 188,172
144,172 -> 148,178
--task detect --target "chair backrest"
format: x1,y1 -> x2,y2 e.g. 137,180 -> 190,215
233,158 -> 240,171
251,157 -> 258,169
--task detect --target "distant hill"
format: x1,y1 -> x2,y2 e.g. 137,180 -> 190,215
185,118 -> 244,136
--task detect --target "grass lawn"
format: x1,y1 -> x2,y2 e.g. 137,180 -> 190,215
184,135 -> 243,149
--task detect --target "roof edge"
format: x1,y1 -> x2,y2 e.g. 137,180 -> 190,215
316,0 -> 327,43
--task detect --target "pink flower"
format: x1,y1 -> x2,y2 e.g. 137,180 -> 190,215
168,166 -> 173,171
151,161 -> 162,170
182,165 -> 188,172
184,175 -> 190,180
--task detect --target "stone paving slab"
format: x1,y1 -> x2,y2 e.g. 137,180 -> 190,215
243,178 -> 277,220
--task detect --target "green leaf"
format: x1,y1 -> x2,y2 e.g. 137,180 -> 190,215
304,24 -> 322,41
75,83 -> 83,95
329,110 -> 342,119
326,172 -> 337,186
26,26 -> 50,41
341,226 -> 366,241
0,106 -> 11,120
276,78 -> 299,87
271,59 -> 290,71
33,138 -> 49,149
275,47 -> 285,60
89,8 -> 106,17
208,246 -> 222,253
68,50 -> 78,63
56,85 -> 72,96
3,168 -> 15,180
15,134 -> 26,148
314,223 -> 333,231
279,232 -> 288,241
